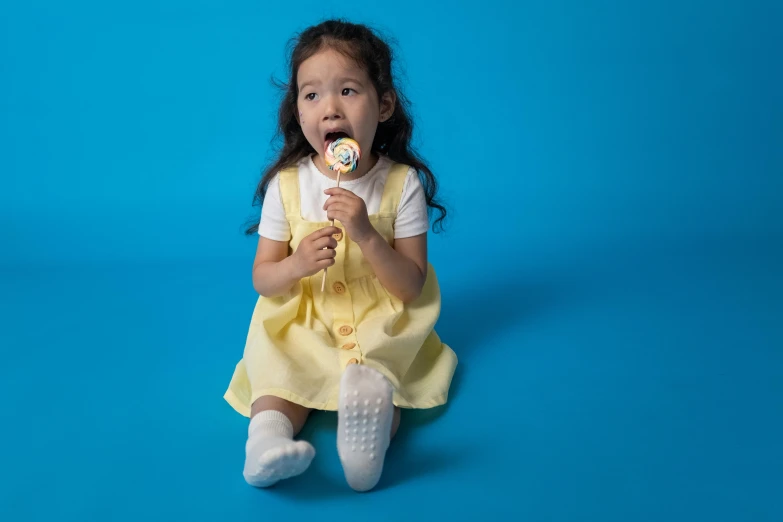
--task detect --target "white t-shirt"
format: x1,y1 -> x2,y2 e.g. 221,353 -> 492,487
258,154 -> 429,242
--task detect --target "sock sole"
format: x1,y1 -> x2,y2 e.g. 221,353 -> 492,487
337,364 -> 394,492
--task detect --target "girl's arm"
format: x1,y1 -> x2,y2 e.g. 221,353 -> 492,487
252,227 -> 340,298
251,237 -> 299,298
356,231 -> 427,304
322,186 -> 427,303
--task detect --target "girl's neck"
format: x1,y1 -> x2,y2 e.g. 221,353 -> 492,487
311,152 -> 379,182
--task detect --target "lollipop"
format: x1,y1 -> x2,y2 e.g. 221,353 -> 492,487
326,136 -> 361,175
321,137 -> 361,291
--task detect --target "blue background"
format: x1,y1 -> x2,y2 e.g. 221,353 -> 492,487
1,0 -> 781,520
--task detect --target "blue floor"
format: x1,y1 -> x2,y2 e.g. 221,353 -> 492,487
2,0 -> 780,519
1,242 -> 780,521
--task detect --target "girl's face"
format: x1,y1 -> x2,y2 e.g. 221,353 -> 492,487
296,47 -> 395,177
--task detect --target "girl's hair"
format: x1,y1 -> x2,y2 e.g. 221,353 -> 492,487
244,19 -> 447,235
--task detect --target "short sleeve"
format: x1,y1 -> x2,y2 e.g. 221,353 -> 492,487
394,167 -> 429,239
257,173 -> 291,241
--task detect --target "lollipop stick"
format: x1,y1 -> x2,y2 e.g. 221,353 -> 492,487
321,171 -> 341,292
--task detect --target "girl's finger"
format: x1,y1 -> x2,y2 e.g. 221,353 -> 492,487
323,194 -> 354,210
325,203 -> 353,215
326,210 -> 348,222
324,187 -> 356,197
309,226 -> 341,239
316,258 -> 335,269
315,248 -> 337,260
312,235 -> 338,250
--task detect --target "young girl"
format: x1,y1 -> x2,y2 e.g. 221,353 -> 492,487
224,19 -> 457,492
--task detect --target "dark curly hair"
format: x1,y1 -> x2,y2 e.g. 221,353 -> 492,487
244,19 -> 447,235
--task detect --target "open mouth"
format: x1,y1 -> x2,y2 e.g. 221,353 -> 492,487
324,131 -> 350,149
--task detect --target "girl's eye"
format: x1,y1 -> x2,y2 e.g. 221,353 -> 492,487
342,88 -> 356,96
305,93 -> 317,101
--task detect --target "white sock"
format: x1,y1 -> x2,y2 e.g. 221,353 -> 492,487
337,365 -> 394,492
243,410 -> 315,488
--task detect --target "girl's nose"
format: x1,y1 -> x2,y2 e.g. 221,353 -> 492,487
322,94 -> 344,120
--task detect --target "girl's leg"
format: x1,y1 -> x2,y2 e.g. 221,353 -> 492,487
391,406 -> 401,439
337,364 -> 396,492
243,395 -> 316,488
251,395 -> 312,435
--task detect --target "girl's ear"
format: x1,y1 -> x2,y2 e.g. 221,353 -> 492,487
379,91 -> 397,122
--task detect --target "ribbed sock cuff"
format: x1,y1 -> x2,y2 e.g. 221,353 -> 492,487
249,410 -> 294,439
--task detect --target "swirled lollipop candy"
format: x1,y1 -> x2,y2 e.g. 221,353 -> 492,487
321,137 -> 361,291
325,136 -> 361,175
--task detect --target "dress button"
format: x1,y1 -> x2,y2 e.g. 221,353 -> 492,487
341,342 -> 356,350
347,358 -> 359,365
339,325 -> 353,336
333,231 -> 343,241
333,282 -> 346,294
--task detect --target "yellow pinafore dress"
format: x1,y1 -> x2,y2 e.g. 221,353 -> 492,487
224,160 -> 458,416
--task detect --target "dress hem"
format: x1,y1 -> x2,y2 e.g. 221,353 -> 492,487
223,386 -> 450,417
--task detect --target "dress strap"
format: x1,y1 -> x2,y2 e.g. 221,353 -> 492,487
277,166 -> 301,219
379,163 -> 411,216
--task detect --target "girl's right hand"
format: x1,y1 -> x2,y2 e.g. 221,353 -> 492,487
290,226 -> 341,279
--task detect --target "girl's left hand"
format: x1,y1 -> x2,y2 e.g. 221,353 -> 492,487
323,187 -> 375,244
